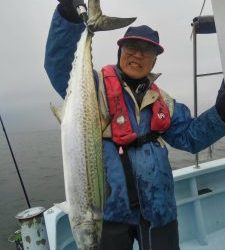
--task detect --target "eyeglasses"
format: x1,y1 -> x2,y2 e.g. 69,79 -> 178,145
121,41 -> 157,57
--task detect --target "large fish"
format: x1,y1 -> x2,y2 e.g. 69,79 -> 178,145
53,1 -> 136,249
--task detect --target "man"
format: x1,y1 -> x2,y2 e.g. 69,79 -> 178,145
44,1 -> 225,249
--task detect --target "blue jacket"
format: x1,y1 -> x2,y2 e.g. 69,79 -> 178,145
45,7 -> 225,227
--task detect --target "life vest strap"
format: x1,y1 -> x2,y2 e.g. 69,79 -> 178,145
118,147 -> 140,209
118,132 -> 160,210
105,132 -> 161,209
129,132 -> 160,147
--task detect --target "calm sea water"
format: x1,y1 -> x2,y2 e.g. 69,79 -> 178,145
0,129 -> 225,250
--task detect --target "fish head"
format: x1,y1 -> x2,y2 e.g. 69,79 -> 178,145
72,221 -> 102,250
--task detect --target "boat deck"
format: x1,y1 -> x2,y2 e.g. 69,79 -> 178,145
181,227 -> 225,250
175,158 -> 225,250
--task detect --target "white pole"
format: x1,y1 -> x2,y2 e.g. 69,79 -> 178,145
211,0 -> 225,78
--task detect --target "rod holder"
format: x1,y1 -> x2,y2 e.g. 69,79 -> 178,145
16,207 -> 50,250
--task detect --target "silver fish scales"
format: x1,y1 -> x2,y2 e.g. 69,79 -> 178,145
54,0 -> 136,249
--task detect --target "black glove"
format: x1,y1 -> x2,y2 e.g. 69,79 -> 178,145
57,0 -> 86,23
215,79 -> 225,122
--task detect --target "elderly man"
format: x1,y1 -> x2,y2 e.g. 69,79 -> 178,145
44,1 -> 225,249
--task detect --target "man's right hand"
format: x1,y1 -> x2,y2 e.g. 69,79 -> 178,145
57,0 -> 86,23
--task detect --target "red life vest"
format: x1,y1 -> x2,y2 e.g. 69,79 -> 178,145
102,65 -> 171,145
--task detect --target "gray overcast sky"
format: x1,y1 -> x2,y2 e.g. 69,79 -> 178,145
0,0 -> 223,132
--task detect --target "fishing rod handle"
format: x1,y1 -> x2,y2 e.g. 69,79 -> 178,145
76,5 -> 88,22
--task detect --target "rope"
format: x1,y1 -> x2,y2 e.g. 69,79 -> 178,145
199,0 -> 207,17
190,0 -> 207,39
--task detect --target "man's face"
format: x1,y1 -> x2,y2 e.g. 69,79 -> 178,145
119,40 -> 157,79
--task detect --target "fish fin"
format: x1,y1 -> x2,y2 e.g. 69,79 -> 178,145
88,15 -> 137,32
50,102 -> 62,124
54,201 -> 69,214
87,0 -> 136,32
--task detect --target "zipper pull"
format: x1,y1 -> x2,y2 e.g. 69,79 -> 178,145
118,146 -> 124,155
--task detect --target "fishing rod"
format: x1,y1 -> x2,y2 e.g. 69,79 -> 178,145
0,115 -> 31,208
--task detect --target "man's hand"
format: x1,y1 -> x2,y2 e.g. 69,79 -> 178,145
57,0 -> 86,23
215,79 -> 225,122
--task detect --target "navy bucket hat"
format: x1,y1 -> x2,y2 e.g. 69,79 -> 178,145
117,25 -> 164,55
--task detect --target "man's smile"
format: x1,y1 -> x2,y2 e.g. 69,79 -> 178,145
128,61 -> 142,68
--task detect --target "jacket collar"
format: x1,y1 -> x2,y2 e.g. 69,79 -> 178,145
122,72 -> 161,123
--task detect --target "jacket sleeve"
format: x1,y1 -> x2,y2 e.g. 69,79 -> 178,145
162,102 -> 225,154
44,5 -> 85,98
